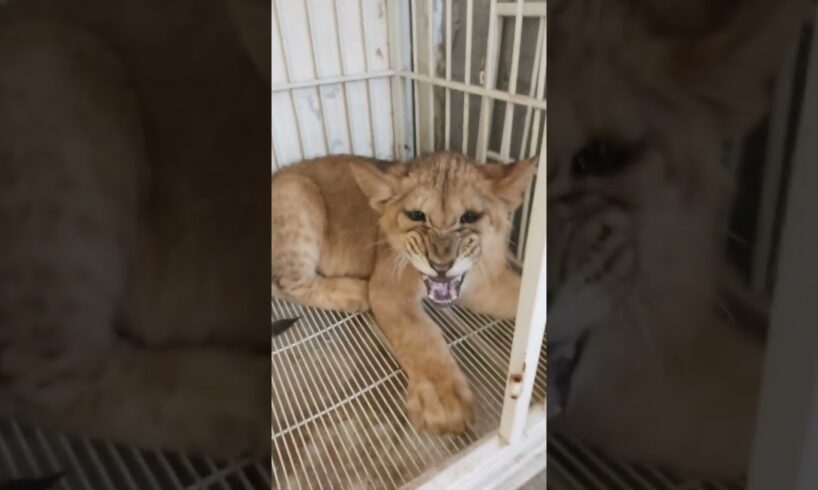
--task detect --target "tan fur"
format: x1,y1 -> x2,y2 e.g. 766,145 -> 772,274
0,0 -> 271,459
546,0 -> 804,478
271,152 -> 534,434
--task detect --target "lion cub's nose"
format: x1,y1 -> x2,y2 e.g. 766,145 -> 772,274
430,260 -> 454,275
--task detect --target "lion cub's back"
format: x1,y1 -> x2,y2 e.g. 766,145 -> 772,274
272,155 -> 381,278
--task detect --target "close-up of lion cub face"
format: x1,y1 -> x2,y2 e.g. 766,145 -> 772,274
545,0 -> 802,341
543,0 -> 803,478
352,152 -> 534,306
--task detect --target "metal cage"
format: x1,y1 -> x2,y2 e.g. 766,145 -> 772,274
1,0 -> 816,489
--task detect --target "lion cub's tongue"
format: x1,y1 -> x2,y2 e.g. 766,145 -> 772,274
423,276 -> 460,305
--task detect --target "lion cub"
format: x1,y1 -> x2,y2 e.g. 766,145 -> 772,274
271,152 -> 535,433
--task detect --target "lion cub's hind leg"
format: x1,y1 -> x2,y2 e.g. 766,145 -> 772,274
271,173 -> 369,314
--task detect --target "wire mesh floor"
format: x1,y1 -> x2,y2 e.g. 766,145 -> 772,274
543,433 -> 746,490
271,297 -> 547,489
0,417 -> 270,489
271,299 -> 752,490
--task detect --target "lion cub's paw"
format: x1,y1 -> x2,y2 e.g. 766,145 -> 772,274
405,368 -> 474,434
332,278 -> 370,313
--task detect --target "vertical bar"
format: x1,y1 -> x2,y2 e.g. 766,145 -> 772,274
303,0 -> 333,154
362,0 -> 396,159
528,38 -> 547,160
357,0 -> 378,157
409,0 -> 438,156
309,0 -> 356,155
516,121 -> 541,261
272,0 -> 306,162
331,0 -> 358,155
411,0 -> 422,155
334,0 -> 375,156
518,18 -> 545,161
499,131 -> 548,444
461,0 -> 474,155
444,0 -> 452,150
500,12 -> 549,436
271,129 -> 280,171
521,13 -> 548,260
387,0 -> 410,160
475,0 -> 500,163
752,48 -> 799,292
747,12 -> 818,489
275,0 -> 327,158
399,0 -> 416,158
427,0 -> 435,152
499,0 -> 525,160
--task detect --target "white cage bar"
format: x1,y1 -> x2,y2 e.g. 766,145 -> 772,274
747,5 -> 818,488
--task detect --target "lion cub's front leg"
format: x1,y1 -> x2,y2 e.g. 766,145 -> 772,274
369,263 -> 474,433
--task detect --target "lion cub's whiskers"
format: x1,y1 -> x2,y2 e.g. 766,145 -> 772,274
391,252 -> 410,277
366,236 -> 390,250
474,259 -> 490,285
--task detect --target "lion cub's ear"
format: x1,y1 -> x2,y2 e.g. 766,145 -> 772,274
483,158 -> 537,209
351,161 -> 399,212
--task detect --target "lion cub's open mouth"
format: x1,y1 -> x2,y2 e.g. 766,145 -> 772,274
422,274 -> 465,306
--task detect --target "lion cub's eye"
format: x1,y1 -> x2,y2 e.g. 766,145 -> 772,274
571,138 -> 631,178
460,210 -> 482,225
406,210 -> 426,222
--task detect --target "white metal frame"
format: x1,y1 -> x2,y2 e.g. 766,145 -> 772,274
747,5 -> 818,488
750,47 -> 799,293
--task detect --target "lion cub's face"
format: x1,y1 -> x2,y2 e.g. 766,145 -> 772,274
352,152 -> 535,306
545,0 -> 800,340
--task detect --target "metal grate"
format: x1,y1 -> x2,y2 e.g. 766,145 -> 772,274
544,433 -> 746,490
0,418 -> 270,489
270,296 -> 748,490
271,298 -> 547,489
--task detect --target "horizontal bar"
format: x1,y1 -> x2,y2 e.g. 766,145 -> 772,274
398,70 -> 547,111
486,150 -> 514,164
495,2 -> 546,17
271,69 -> 396,92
